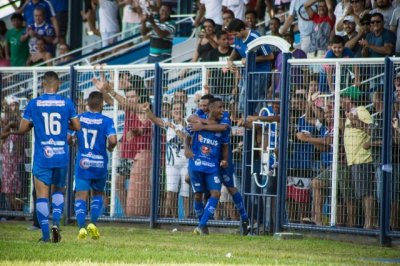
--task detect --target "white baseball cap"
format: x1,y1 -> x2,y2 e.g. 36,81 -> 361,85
343,16 -> 355,23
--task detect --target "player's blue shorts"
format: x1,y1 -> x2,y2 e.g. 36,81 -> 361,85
189,169 -> 221,193
74,175 -> 107,192
32,164 -> 67,187
220,165 -> 235,188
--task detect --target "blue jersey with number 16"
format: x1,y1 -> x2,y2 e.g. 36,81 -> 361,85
23,93 -> 77,168
75,112 -> 116,179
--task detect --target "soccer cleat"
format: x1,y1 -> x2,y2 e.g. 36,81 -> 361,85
241,219 -> 251,236
193,226 -> 209,235
51,225 -> 62,243
77,228 -> 88,240
87,223 -> 100,240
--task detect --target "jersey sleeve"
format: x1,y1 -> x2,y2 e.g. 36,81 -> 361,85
106,118 -> 117,137
220,112 -> 231,129
68,99 -> 78,120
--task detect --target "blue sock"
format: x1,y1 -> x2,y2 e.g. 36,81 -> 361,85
74,199 -> 87,229
90,196 -> 103,225
199,197 -> 219,228
36,198 -> 50,241
232,192 -> 248,221
51,192 -> 64,226
194,200 -> 204,221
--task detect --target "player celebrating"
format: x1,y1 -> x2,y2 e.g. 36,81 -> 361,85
188,95 -> 250,235
17,71 -> 80,243
184,97 -> 229,235
73,91 -> 117,240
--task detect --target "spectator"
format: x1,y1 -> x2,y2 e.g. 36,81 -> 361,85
268,17 -> 281,36
273,32 -> 307,95
97,0 -> 120,47
26,38 -> 53,66
0,20 -> 7,60
0,96 -> 25,213
222,0 -> 249,21
119,0 -> 142,40
342,86 -> 376,229
222,9 -> 235,45
21,7 -> 55,56
5,13 -> 30,67
389,6 -> 400,56
94,75 -> 152,217
279,0 -> 314,53
324,35 -> 359,92
342,15 -> 363,56
370,0 -> 395,29
192,19 -> 218,63
334,0 -> 350,36
143,101 -> 190,218
360,12 -> 396,57
336,0 -> 370,33
245,9 -> 258,31
55,43 -> 73,65
226,19 -> 274,114
194,0 -> 223,31
18,0 -> 61,44
304,0 -> 335,59
394,72 -> 400,103
205,30 -> 235,99
142,4 -> 175,63
392,111 -> 400,230
81,0 -> 100,36
49,0 -> 68,44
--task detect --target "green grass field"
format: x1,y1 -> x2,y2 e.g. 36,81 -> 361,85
0,221 -> 399,265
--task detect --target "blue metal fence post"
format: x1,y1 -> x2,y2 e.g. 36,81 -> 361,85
150,63 -> 163,228
242,51 -> 256,226
276,52 -> 291,233
380,57 -> 394,245
66,65 -> 77,224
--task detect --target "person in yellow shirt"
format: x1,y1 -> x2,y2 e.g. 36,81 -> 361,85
341,86 -> 375,229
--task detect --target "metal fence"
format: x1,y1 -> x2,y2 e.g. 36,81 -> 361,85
0,57 -> 399,243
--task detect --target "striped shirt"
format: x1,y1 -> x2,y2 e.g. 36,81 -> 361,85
146,19 -> 176,56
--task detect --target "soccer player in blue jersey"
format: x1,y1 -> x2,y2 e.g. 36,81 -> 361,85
188,94 -> 251,235
17,71 -> 81,243
185,97 -> 230,235
73,91 -> 117,240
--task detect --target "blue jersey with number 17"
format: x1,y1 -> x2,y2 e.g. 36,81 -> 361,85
75,112 -> 116,179
23,93 -> 77,168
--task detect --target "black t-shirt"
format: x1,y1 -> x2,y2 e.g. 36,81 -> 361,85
205,47 -> 234,96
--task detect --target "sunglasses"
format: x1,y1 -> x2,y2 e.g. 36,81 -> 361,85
350,0 -> 360,3
361,21 -> 370,25
370,20 -> 382,24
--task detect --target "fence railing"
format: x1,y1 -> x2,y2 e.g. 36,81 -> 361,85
0,58 -> 399,243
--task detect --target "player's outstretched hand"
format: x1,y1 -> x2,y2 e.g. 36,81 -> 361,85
220,160 -> 228,168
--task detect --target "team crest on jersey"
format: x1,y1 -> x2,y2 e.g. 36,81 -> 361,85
222,174 -> 230,183
44,146 -> 54,158
79,158 -> 90,169
195,159 -> 202,166
213,176 -> 221,184
201,145 -> 210,155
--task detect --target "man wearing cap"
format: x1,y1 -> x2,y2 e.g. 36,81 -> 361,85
345,14 -> 371,57
341,86 -> 376,229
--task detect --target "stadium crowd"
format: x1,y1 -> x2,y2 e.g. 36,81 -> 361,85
1,0 -> 400,238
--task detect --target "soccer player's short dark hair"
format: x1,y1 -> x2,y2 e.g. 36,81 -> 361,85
216,30 -> 228,39
200,94 -> 214,101
11,13 -> 23,21
209,97 -> 222,106
34,6 -> 46,15
226,19 -> 246,32
87,91 -> 103,110
331,35 -> 345,46
43,71 -> 59,83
